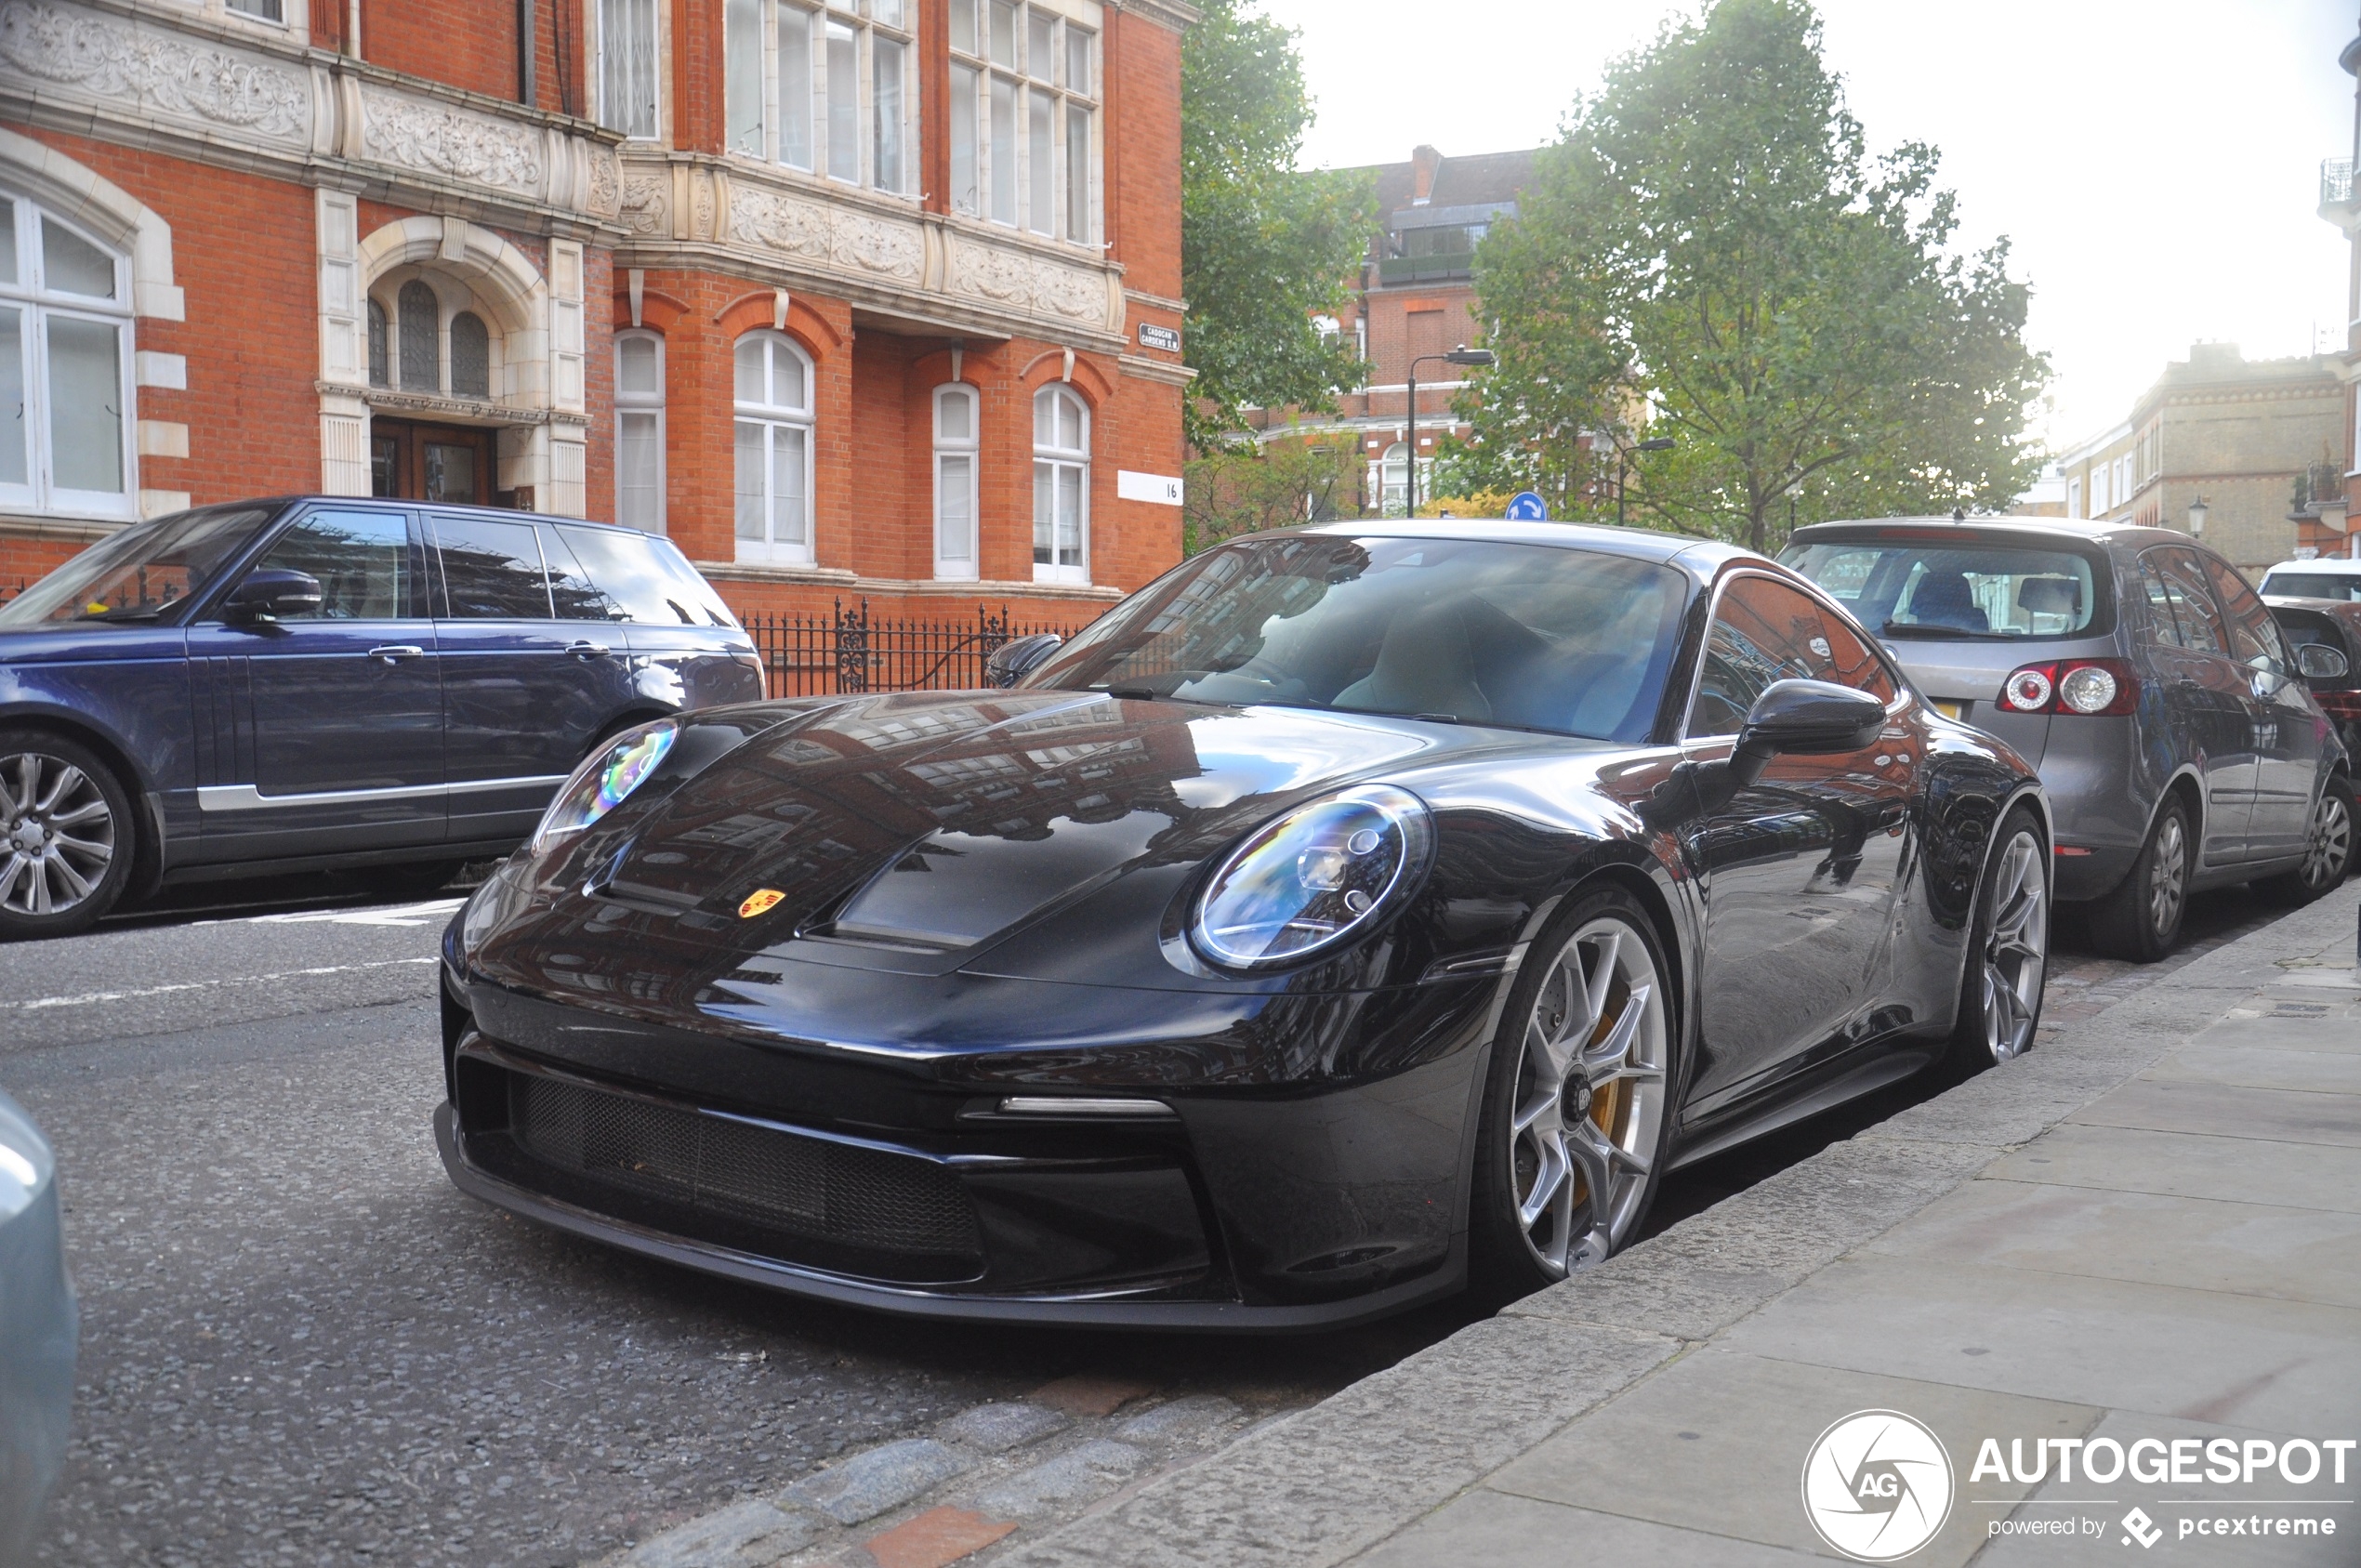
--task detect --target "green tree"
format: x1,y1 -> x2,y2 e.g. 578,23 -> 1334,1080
1466,0 -> 2048,551
1182,0 -> 1376,451
1183,436 -> 1367,553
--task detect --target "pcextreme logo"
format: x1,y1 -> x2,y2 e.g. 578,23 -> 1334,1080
1801,1410 -> 1957,1561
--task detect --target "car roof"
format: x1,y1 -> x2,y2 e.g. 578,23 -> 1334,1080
1786,515 -> 2193,553
211,495 -> 655,539
2263,595 -> 2361,615
1287,519 -> 1761,585
2262,558 -> 2361,573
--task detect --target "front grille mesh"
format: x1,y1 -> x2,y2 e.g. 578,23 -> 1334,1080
508,1074 -> 981,1263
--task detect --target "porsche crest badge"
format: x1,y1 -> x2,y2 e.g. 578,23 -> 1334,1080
739,889 -> 785,919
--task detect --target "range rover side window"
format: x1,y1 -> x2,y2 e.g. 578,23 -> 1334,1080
432,515 -> 553,620
242,510 -> 414,621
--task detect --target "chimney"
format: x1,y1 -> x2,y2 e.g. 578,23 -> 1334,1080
2187,341 -> 2243,373
1411,145 -> 1442,205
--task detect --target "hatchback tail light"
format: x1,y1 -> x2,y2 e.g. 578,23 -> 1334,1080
1997,658 -> 2137,718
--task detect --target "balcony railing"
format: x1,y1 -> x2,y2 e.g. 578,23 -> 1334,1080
1377,253 -> 1477,285
2325,158 -> 2354,208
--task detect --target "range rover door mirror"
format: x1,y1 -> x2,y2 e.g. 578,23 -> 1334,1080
985,632 -> 1063,689
1732,679 -> 1887,785
2299,642 -> 2351,681
222,568 -> 323,623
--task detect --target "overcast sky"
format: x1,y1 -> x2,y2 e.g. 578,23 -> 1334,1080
1259,0 -> 2358,453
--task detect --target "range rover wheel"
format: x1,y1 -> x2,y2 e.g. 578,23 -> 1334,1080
2256,775 -> 2354,907
1471,888 -> 1673,1299
2088,797 -> 2190,964
0,731 -> 135,941
1947,805 -> 2050,1072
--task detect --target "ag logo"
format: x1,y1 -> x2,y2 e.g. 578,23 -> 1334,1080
738,889 -> 785,919
1800,1409 -> 1955,1561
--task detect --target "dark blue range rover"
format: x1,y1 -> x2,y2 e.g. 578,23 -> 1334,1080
0,497 -> 765,938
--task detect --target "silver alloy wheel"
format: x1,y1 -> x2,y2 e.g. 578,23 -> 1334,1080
1508,916 -> 1669,1277
2148,811 -> 2187,939
2298,788 -> 2353,891
1980,830 -> 2048,1061
0,749 -> 117,917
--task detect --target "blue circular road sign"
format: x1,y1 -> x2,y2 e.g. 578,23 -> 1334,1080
1504,491 -> 1550,521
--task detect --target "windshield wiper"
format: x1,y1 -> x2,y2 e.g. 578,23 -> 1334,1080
1879,621 -> 2021,643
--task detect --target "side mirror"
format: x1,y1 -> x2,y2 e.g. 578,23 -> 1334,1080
985,632 -> 1063,689
223,568 -> 323,623
2299,642 -> 2351,681
1731,679 -> 1887,786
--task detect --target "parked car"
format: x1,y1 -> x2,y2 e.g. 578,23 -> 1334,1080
2259,556 -> 2361,601
1784,519 -> 2355,962
438,523 -> 2048,1327
0,1091 -> 74,1563
0,498 -> 764,939
2262,596 -> 2361,758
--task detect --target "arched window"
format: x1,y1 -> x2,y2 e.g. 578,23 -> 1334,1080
1378,441 -> 1409,518
614,330 -> 666,534
733,331 -> 812,563
366,298 -> 389,389
449,311 -> 491,399
933,383 -> 979,580
397,280 -> 438,391
0,193 -> 136,517
1032,384 -> 1088,583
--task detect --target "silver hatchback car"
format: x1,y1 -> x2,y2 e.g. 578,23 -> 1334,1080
1784,519 -> 2354,960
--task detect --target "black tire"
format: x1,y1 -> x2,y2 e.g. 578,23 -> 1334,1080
1469,886 -> 1678,1303
2087,796 -> 2192,964
0,729 -> 137,941
1946,804 -> 2050,1074
2255,774 -> 2355,907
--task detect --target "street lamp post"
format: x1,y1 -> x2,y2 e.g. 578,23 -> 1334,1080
1405,346 -> 1495,516
2187,497 -> 2209,538
1616,435 -> 1676,526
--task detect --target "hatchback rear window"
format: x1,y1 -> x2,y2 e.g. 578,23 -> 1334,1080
1781,537 -> 2107,640
2259,571 -> 2361,602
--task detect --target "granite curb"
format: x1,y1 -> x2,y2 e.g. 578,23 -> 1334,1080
997,888 -> 2361,1568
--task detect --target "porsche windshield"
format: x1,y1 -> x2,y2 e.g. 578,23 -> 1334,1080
1025,534 -> 1690,742
0,504 -> 277,627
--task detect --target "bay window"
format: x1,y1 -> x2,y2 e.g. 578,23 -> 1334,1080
949,0 -> 1098,244
0,194 -> 136,519
725,0 -> 917,195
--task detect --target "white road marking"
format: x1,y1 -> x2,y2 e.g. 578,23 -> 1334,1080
241,898 -> 467,929
0,957 -> 439,1012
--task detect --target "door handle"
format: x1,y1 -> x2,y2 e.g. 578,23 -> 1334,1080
366,644 -> 426,664
567,640 -> 613,660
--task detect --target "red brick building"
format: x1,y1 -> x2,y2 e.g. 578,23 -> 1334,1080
0,0 -> 1195,625
1251,143 -> 1537,513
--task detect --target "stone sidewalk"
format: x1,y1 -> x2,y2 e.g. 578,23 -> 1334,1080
1006,885 -> 2361,1567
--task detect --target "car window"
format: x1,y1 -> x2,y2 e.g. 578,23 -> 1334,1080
1781,535 -> 2104,639
554,524 -> 741,628
433,515 -> 552,620
2260,570 -> 2361,602
1688,574 -> 1888,738
242,510 -> 414,621
2152,549 -> 2227,656
2204,555 -> 2287,672
540,525 -> 621,623
0,503 -> 275,627
2136,556 -> 2183,646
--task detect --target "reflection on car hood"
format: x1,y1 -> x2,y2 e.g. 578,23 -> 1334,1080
585,692 -> 1454,951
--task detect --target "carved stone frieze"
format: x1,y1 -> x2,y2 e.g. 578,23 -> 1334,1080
587,149 -> 620,217
360,86 -> 544,193
731,186 -> 834,261
948,236 -> 1031,308
619,174 -> 667,237
0,0 -> 310,142
1032,258 -> 1108,323
831,213 -> 922,283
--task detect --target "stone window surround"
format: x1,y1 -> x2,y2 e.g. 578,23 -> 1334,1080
0,125 -> 188,524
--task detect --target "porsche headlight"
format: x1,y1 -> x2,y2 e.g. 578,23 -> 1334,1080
1192,784 -> 1433,969
534,720 -> 678,850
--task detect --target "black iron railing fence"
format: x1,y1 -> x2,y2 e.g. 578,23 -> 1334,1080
739,599 -> 1088,699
